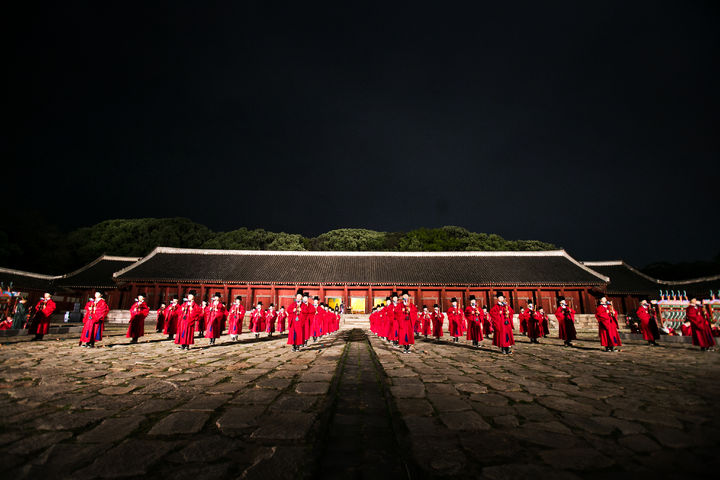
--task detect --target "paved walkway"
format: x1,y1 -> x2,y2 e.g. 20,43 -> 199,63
0,328 -> 718,479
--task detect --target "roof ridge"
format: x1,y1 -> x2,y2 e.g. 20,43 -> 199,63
0,267 -> 61,280
149,246 -> 570,257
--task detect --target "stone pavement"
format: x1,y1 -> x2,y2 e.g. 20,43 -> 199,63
0,327 -> 719,479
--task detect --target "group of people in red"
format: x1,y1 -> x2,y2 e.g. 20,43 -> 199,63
370,291 -> 520,354
286,289 -> 342,351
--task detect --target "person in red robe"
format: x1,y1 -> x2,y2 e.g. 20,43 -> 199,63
447,297 -> 464,343
396,291 -> 417,353
163,297 -> 180,340
0,317 -> 12,330
79,291 -> 109,347
204,292 -> 226,344
481,305 -> 493,339
419,305 -> 432,339
386,295 -> 400,345
155,303 -> 166,333
226,296 -> 245,341
521,302 -> 541,343
489,292 -> 515,355
277,305 -> 287,333
250,302 -> 265,338
126,293 -> 150,343
175,290 -> 203,350
287,290 -> 304,351
680,320 -> 692,337
636,299 -> 660,346
334,306 -> 341,332
555,297 -> 577,346
686,298 -> 716,351
431,304 -> 444,340
310,296 -> 323,341
465,295 -> 484,347
369,306 -> 379,335
29,291 -> 56,340
301,292 -> 314,347
197,300 -> 208,337
265,303 -> 278,337
539,306 -> 550,337
595,297 -> 622,352
518,307 -> 528,335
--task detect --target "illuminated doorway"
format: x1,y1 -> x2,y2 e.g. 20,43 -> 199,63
350,297 -> 366,313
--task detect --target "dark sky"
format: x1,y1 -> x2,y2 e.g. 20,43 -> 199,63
6,1 -> 719,267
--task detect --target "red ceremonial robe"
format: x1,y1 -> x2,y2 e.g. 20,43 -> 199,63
685,305 -> 715,348
555,307 -> 577,341
175,301 -> 203,346
419,312 -> 432,336
250,308 -> 264,333
163,304 -> 180,335
156,308 -> 166,332
198,306 -> 207,332
301,303 -> 315,342
490,303 -> 515,347
277,311 -> 287,332
519,310 -> 528,333
227,304 -> 245,335
126,301 -> 150,338
431,311 -> 444,338
636,305 -> 660,341
464,305 -> 484,342
447,307 -> 465,337
310,305 -> 323,337
540,312 -> 550,336
205,301 -> 227,339
595,305 -> 622,347
396,301 -> 417,345
482,312 -> 493,337
386,304 -> 399,341
29,298 -> 56,335
80,298 -> 109,344
265,310 -> 277,333
522,309 -> 542,340
287,301 -> 304,346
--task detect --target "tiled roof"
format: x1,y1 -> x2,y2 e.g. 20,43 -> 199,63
0,268 -> 58,292
114,247 -> 609,286
56,255 -> 140,289
664,275 -> 720,298
582,261 -> 661,295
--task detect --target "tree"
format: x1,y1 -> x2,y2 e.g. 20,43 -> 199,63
310,229 -> 387,251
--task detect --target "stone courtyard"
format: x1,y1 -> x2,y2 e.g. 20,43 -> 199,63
1,324 -> 719,479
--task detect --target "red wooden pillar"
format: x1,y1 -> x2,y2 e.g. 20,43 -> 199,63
535,288 -> 542,309
200,284 -> 206,302
245,285 -> 251,309
368,285 -> 374,309
417,286 -> 422,308
343,285 -> 349,311
271,283 -> 277,307
511,287 -> 518,311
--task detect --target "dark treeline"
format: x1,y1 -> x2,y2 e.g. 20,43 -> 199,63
2,217 -> 556,274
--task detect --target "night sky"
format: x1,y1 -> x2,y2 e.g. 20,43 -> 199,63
6,1 -> 719,266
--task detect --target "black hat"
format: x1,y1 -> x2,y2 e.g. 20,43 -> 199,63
279,305 -> 285,309
313,296 -> 319,301
482,305 -> 488,310
44,290 -> 55,295
469,295 -> 476,301
188,290 -> 197,296
257,301 -> 263,305
213,292 -> 222,298
296,288 -> 304,295
401,290 -> 410,296
269,303 -> 274,307
303,292 -> 309,297
422,305 -> 428,309
234,296 -> 242,301
450,297 -> 458,303
138,292 -> 146,297
557,296 -> 565,302
433,303 -> 439,308
495,291 -> 504,298
95,290 -> 105,297
172,295 -> 179,300
527,300 -> 534,305
391,292 -> 398,298
385,296 -> 391,301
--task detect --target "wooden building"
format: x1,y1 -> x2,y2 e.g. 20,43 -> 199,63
55,255 -> 140,309
113,247 -> 609,314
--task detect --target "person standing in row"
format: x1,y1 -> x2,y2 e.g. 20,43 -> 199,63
80,291 -> 109,348
204,293 -> 226,345
277,305 -> 287,333
163,296 -> 180,340
126,294 -> 149,344
11,297 -> 28,330
431,304 -> 444,341
490,292 -> 514,355
636,299 -> 660,346
596,297 -> 622,352
310,296 -> 322,341
227,296 -> 245,341
266,303 -> 277,337
287,290 -> 304,351
522,301 -> 542,344
397,291 -> 417,353
555,297 -> 577,347
686,297 -> 716,351
301,292 -> 314,347
175,290 -> 203,350
481,305 -> 492,339
197,300 -> 208,337
155,302 -> 166,333
29,291 -> 56,341
447,298 -> 464,343
465,295 -> 484,348
250,302 -> 265,338
419,306 -> 432,339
